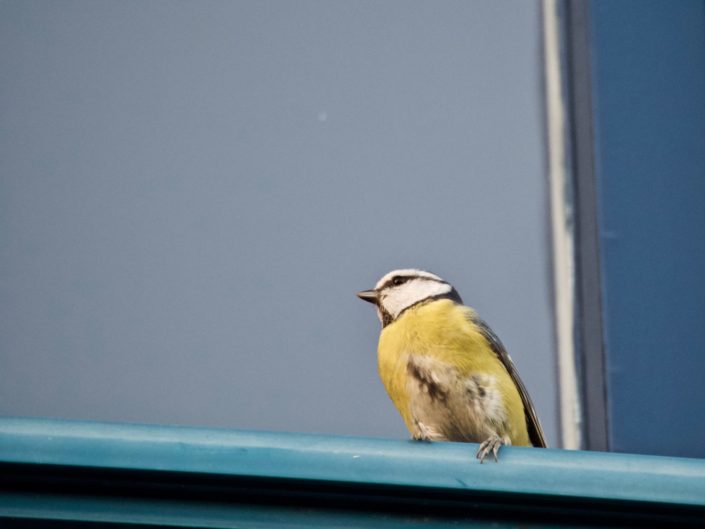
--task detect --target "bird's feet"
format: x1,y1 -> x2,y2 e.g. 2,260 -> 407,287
411,418 -> 435,442
476,434 -> 509,463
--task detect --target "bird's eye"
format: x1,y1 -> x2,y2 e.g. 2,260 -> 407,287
392,276 -> 407,286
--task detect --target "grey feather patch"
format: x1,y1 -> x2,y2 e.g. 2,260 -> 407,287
471,316 -> 548,448
404,355 -> 505,443
407,360 -> 449,403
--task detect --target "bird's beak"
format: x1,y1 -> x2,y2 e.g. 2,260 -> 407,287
356,289 -> 378,304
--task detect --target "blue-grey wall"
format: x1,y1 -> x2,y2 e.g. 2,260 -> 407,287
0,1 -> 557,446
590,0 -> 705,457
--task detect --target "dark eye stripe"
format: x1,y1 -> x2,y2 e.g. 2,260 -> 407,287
378,275 -> 447,291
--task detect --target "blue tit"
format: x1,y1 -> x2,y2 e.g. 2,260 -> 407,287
358,269 -> 547,462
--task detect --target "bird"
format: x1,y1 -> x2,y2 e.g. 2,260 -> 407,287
357,268 -> 547,462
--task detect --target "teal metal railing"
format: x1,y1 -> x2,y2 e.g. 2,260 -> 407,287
1,417 -> 704,527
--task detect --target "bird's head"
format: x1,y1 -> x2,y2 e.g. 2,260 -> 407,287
357,268 -> 462,326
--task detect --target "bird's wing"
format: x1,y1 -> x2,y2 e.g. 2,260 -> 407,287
471,316 -> 548,448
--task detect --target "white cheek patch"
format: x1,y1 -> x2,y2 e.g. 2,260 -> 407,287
381,279 -> 452,319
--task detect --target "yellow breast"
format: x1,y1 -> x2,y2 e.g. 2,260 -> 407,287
376,299 -> 530,445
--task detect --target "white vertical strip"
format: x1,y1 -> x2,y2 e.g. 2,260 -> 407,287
542,0 -> 582,450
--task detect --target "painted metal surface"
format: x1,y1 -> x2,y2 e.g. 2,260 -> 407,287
590,0 -> 705,457
1,418 -> 704,527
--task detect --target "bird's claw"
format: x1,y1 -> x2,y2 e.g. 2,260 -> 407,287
412,419 -> 434,442
476,435 -> 505,463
